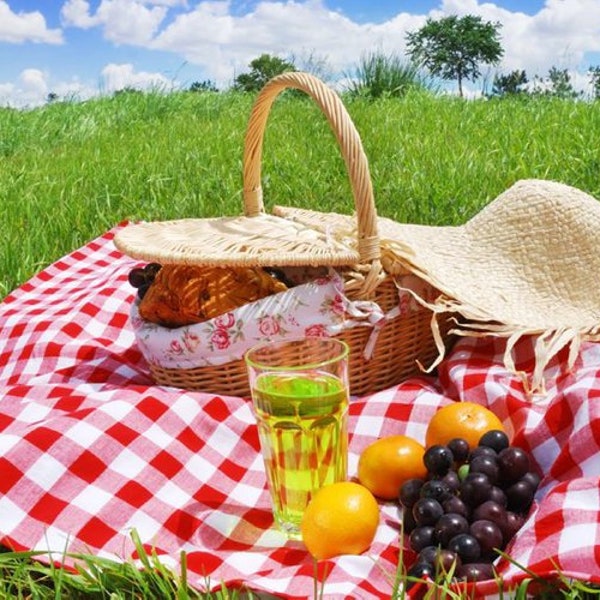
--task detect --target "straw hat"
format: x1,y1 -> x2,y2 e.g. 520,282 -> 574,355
275,179 -> 600,394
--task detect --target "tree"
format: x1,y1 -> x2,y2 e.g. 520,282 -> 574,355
547,66 -> 579,99
233,54 -> 296,92
490,69 -> 528,97
588,66 -> 600,100
532,67 -> 580,99
406,14 -> 504,97
189,80 -> 218,93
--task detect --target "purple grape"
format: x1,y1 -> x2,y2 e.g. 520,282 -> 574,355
128,267 -> 147,288
522,471 -> 541,490
497,446 -> 530,484
471,500 -> 508,530
459,472 -> 492,507
137,283 -> 150,300
144,262 -> 162,278
406,561 -> 436,589
413,498 -> 444,526
442,495 -> 470,519
501,511 -> 526,546
409,526 -> 437,552
478,429 -> 510,452
402,506 -> 417,534
399,478 -> 424,508
505,479 -> 536,513
447,438 -> 470,463
488,485 -> 507,507
417,546 -> 462,573
455,562 -> 495,582
419,479 -> 453,503
469,445 -> 497,460
424,444 -> 454,476
441,469 -> 461,493
416,545 -> 439,566
434,512 -> 470,547
469,454 -> 499,485
447,533 -> 481,563
469,519 -> 504,558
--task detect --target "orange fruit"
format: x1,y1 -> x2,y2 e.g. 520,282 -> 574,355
300,481 -> 379,560
357,435 -> 427,500
425,401 -> 505,450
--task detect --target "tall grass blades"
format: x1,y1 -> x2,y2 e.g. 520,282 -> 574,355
1,89 -> 599,299
345,52 -> 435,98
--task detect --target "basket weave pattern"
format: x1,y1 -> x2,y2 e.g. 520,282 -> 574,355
130,72 -> 451,397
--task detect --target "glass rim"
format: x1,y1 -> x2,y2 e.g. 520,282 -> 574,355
244,336 -> 349,371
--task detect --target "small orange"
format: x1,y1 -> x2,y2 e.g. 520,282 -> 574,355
300,481 -> 379,560
425,401 -> 505,450
357,435 -> 427,500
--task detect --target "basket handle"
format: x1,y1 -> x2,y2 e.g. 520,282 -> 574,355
242,71 -> 383,294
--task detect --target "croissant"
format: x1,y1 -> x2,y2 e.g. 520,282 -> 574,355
138,264 -> 287,328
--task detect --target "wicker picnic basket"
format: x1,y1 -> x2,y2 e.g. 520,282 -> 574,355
115,72 -> 452,397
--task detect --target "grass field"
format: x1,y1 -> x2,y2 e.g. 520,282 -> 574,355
1,88 -> 600,299
2,87 -> 600,597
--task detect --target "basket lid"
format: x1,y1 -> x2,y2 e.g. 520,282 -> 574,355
113,212 -> 360,267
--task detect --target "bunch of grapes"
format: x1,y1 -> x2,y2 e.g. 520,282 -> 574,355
399,430 -> 540,584
127,263 -> 162,299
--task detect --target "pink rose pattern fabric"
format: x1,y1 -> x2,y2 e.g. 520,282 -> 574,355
131,271 -> 432,370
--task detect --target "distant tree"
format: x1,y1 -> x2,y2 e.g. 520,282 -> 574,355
490,69 -> 528,97
46,92 -> 58,103
547,66 -> 579,99
233,54 -> 296,92
588,66 -> 600,100
113,87 -> 143,97
189,80 -> 218,93
406,14 -> 504,97
532,67 -> 580,99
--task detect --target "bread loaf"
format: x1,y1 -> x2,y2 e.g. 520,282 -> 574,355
138,264 -> 287,328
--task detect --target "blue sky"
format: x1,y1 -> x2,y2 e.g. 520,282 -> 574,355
1,0 -> 599,106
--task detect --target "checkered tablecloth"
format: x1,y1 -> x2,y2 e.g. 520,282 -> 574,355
2,224 -> 600,599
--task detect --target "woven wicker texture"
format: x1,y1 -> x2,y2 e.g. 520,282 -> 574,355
113,71 -> 381,280
115,71 -> 453,396
113,214 -> 360,268
276,179 -> 600,394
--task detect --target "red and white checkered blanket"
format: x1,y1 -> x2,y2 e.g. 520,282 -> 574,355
1,224 -> 600,599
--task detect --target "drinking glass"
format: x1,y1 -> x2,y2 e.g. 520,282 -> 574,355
245,337 -> 350,539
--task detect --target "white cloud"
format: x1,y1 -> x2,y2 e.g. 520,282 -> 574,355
0,63 -> 169,108
146,0 -> 187,5
150,1 -> 427,87
5,1 -> 600,107
100,62 -> 171,92
146,0 -> 600,89
0,1 -> 63,44
437,0 -> 600,78
0,68 -> 97,108
53,1 -> 600,92
19,68 -> 48,95
60,0 -> 99,28
61,0 -> 168,44
0,68 -> 48,107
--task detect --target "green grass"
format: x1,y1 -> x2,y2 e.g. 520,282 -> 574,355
1,89 -> 599,298
2,88 -> 600,597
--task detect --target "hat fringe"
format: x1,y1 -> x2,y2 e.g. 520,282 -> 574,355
403,286 -> 600,397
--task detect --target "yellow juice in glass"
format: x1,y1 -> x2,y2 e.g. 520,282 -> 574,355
252,370 -> 348,538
